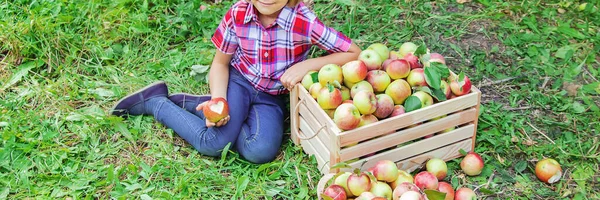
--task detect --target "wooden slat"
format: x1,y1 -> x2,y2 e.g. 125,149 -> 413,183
298,103 -> 331,144
339,90 -> 479,145
471,86 -> 481,151
396,139 -> 473,173
299,118 -> 331,163
297,86 -> 341,135
339,108 -> 477,161
290,84 -> 301,145
348,124 -> 475,171
299,131 -> 330,175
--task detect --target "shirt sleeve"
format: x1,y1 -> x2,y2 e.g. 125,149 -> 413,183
309,18 -> 352,54
211,8 -> 239,55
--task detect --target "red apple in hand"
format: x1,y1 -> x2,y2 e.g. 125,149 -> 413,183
535,158 -> 562,184
199,97 -> 229,123
460,152 -> 484,176
322,184 -> 347,200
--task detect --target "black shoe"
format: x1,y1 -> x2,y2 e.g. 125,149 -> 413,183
168,93 -> 211,109
110,81 -> 169,117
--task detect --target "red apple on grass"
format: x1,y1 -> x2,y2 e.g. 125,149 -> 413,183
318,64 -> 343,86
392,182 -> 420,200
351,80 -> 374,99
406,68 -> 428,87
373,94 -> 395,119
449,75 -> 472,96
386,59 -> 411,80
437,182 -> 455,200
385,79 -> 412,105
353,90 -> 378,115
199,97 -> 230,123
301,70 -> 318,90
454,187 -> 476,200
535,158 -> 562,184
368,160 -> 400,182
333,103 -> 361,131
426,158 -> 448,180
317,86 -> 343,109
342,60 -> 368,83
370,181 -> 393,200
366,70 -> 391,93
413,171 -> 438,190
322,184 -> 347,200
368,43 -> 390,61
460,152 -> 484,176
359,49 -> 384,71
390,170 -> 414,189
347,171 -> 373,196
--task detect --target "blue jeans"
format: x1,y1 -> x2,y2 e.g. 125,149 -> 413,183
144,70 -> 287,163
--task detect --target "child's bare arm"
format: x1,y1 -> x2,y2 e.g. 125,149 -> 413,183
280,42 -> 362,90
209,50 -> 233,100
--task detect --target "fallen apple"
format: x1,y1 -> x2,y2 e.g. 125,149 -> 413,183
392,182 -> 420,200
413,171 -> 438,190
460,152 -> 484,176
333,172 -> 352,196
426,158 -> 448,180
390,170 -> 414,189
454,187 -> 476,200
535,158 -> 562,184
347,171 -> 372,196
370,181 -> 393,200
368,160 -> 399,182
398,190 -> 423,200
323,184 -> 347,200
437,182 -> 455,200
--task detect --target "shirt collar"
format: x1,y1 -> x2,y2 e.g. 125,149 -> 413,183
243,3 -> 296,32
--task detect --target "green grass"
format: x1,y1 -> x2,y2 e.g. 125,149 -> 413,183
1,0 -> 599,199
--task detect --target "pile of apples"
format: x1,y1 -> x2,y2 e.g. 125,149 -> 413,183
321,152 -> 485,200
301,42 -> 472,131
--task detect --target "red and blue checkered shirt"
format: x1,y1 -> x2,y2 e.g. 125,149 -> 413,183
211,1 -> 352,95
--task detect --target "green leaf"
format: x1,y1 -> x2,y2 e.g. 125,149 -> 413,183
330,162 -> 352,170
557,26 -> 586,39
332,80 -> 342,89
431,88 -> 447,101
555,45 -> 575,59
220,142 -> 231,163
457,72 -> 466,89
424,189 -> 446,200
459,149 -> 468,156
414,44 -> 428,57
311,72 -> 319,83
572,102 -> 586,114
581,82 -> 599,94
234,176 -> 250,198
334,0 -> 356,6
515,160 -> 527,173
479,187 -> 496,195
327,83 -> 334,92
404,96 -> 422,112
2,60 -> 44,90
191,64 -> 210,74
425,67 -> 441,90
140,194 -> 153,200
115,122 -> 134,142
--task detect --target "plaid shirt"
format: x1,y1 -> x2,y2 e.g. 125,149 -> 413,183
211,1 -> 352,95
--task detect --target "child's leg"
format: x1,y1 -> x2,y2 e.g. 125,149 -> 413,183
146,78 -> 251,157
235,93 -> 287,164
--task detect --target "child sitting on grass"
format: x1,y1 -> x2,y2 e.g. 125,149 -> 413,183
111,0 -> 361,163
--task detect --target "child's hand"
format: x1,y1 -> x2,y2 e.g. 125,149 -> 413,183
196,101 -> 231,127
280,64 -> 309,90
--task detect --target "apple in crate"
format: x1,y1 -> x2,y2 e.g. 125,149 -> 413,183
454,187 -> 476,200
359,49 -> 383,71
535,158 -> 562,184
347,171 -> 372,196
342,60 -> 368,83
449,75 -> 472,96
366,70 -> 391,93
440,80 -> 452,99
398,42 -> 418,58
351,80 -> 374,99
389,105 -> 406,117
392,182 -> 421,200
437,182 -> 455,200
367,43 -> 390,61
386,59 -> 411,80
370,181 -> 393,200
333,103 -> 361,131
353,90 -> 377,115
318,64 -> 343,86
413,171 -> 438,190
421,53 -> 446,68
309,83 -> 323,99
403,53 -> 422,69
398,190 -> 423,200
317,86 -> 343,110
301,70 -> 318,90
358,114 -> 379,127
340,86 -> 351,101
198,97 -> 229,123
426,158 -> 448,180
411,91 -> 434,108
322,184 -> 347,200
368,160 -> 399,182
385,79 -> 412,105
460,152 -> 484,176
333,172 -> 352,197
373,94 -> 395,119
390,170 -> 414,189
406,68 -> 428,87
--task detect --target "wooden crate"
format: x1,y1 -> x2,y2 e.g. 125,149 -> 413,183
290,82 -> 481,175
